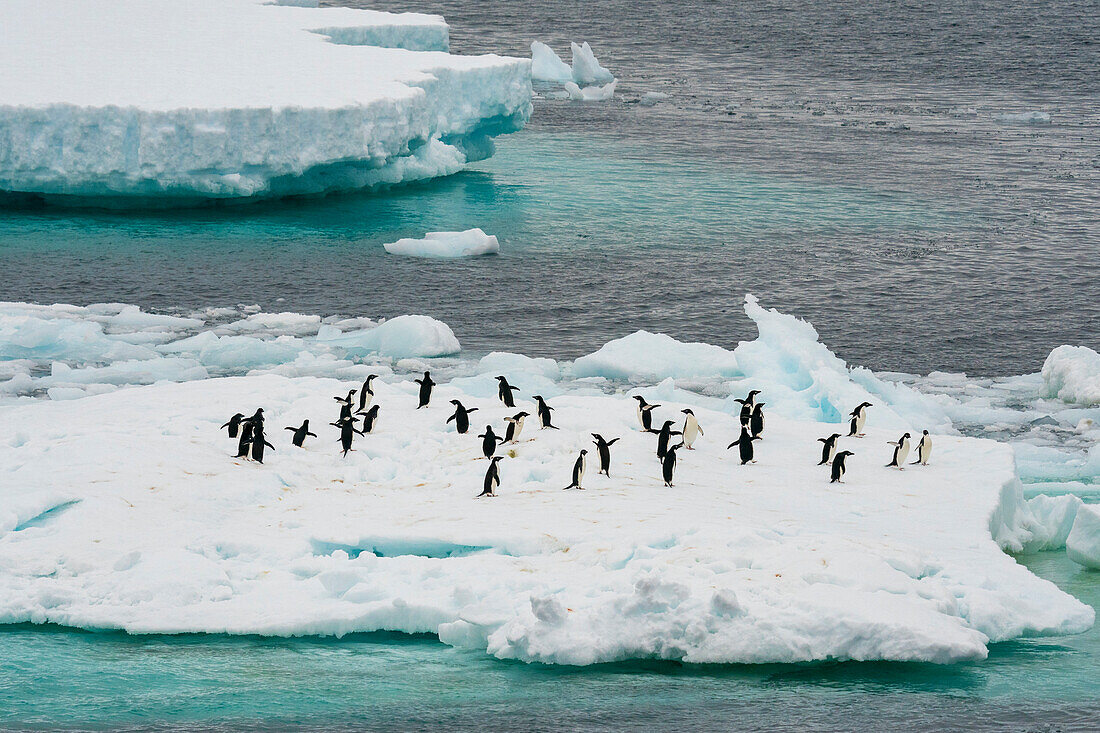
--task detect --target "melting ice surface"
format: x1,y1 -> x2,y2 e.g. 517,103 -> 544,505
1,295 -> 1098,665
0,0 -> 531,204
383,228 -> 500,258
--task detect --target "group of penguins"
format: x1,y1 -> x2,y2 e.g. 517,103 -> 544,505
219,373 -> 933,497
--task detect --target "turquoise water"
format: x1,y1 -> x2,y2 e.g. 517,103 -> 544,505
1,553 -> 1096,731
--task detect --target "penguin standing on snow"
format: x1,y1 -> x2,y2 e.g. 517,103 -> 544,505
848,402 -> 872,437
911,430 -> 932,465
415,371 -> 435,409
533,396 -> 558,430
831,450 -> 854,483
356,375 -> 377,413
334,389 -> 357,407
735,390 -> 761,427
681,409 -> 704,449
727,425 -> 761,465
357,405 -> 380,434
335,417 -> 359,457
656,420 -> 682,460
221,413 -> 245,439
285,420 -> 317,447
633,396 -> 661,433
750,402 -> 766,439
478,456 -> 503,498
817,433 -> 842,465
250,423 -> 275,464
662,442 -> 684,487
496,376 -> 521,408
886,432 -> 912,469
234,409 -> 263,458
478,425 -> 505,459
504,411 -> 529,443
446,400 -> 478,434
564,449 -> 587,490
591,434 -> 620,477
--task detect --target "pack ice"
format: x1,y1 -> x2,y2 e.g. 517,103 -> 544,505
0,305 -> 1093,665
0,0 -> 531,203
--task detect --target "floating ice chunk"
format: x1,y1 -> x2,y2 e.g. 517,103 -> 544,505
530,41 -> 572,83
316,315 -> 460,358
563,80 -> 617,102
0,0 -> 531,203
639,91 -> 670,106
570,42 -> 615,85
572,331 -> 740,381
993,111 -> 1051,125
1042,345 -> 1100,406
1067,505 -> 1100,569
478,352 -> 560,381
383,229 -> 500,259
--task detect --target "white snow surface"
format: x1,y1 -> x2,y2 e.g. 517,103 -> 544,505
0,373 -> 1091,664
0,0 -> 531,202
383,229 -> 500,258
1043,345 -> 1100,407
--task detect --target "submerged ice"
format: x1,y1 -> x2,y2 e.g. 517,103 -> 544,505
0,0 -> 531,203
1,295 -> 1098,662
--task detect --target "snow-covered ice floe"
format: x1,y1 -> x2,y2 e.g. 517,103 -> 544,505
0,0 -> 531,204
383,229 -> 500,258
0,298 -> 1095,664
1043,345 -> 1100,407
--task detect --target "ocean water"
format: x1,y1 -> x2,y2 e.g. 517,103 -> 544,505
2,0 -> 1099,729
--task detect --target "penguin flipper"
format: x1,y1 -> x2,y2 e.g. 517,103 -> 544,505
284,426 -> 295,431
727,441 -> 739,449
307,432 -> 317,438
607,438 -> 620,446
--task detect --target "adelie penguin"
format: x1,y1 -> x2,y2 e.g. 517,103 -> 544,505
356,375 -> 377,413
496,376 -> 520,408
633,396 -> 660,433
848,402 -> 872,437
655,420 -> 682,460
478,425 -> 505,459
477,456 -> 503,498
334,416 -> 359,458
817,433 -> 842,466
446,400 -> 478,434
415,371 -> 435,409
750,402 -> 765,439
681,409 -> 704,449
234,409 -> 263,458
334,389 -> 357,407
830,450 -> 854,483
220,413 -> 245,439
911,430 -> 932,466
284,420 -> 317,447
533,395 -> 558,430
662,442 -> 684,487
249,423 -> 275,464
591,434 -> 620,477
727,425 -> 761,465
564,449 -> 587,490
886,432 -> 911,469
357,405 -> 380,435
735,390 -> 761,427
504,411 -> 529,443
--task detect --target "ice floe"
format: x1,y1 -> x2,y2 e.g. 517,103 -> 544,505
0,0 -> 531,203
383,229 -> 500,258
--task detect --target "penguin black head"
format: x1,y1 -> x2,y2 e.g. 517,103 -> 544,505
681,408 -> 694,415
922,429 -> 929,435
514,411 -> 529,418
837,450 -> 855,457
424,371 -> 431,377
366,375 -> 376,384
533,395 -> 545,402
450,399 -> 462,406
662,420 -> 675,427
580,449 -> 588,455
633,395 -> 645,403
754,402 -> 766,409
496,375 -> 507,381
592,433 -> 603,442
747,390 -> 761,398
830,433 -> 841,440
901,432 -> 911,439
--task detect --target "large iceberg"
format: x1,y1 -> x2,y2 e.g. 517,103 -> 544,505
0,0 -> 531,204
0,373 -> 1090,664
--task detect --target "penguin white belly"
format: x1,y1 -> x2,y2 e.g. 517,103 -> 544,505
827,444 -> 837,463
683,418 -> 700,447
513,417 -> 525,441
855,412 -> 867,433
919,439 -> 931,464
896,440 -> 910,466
